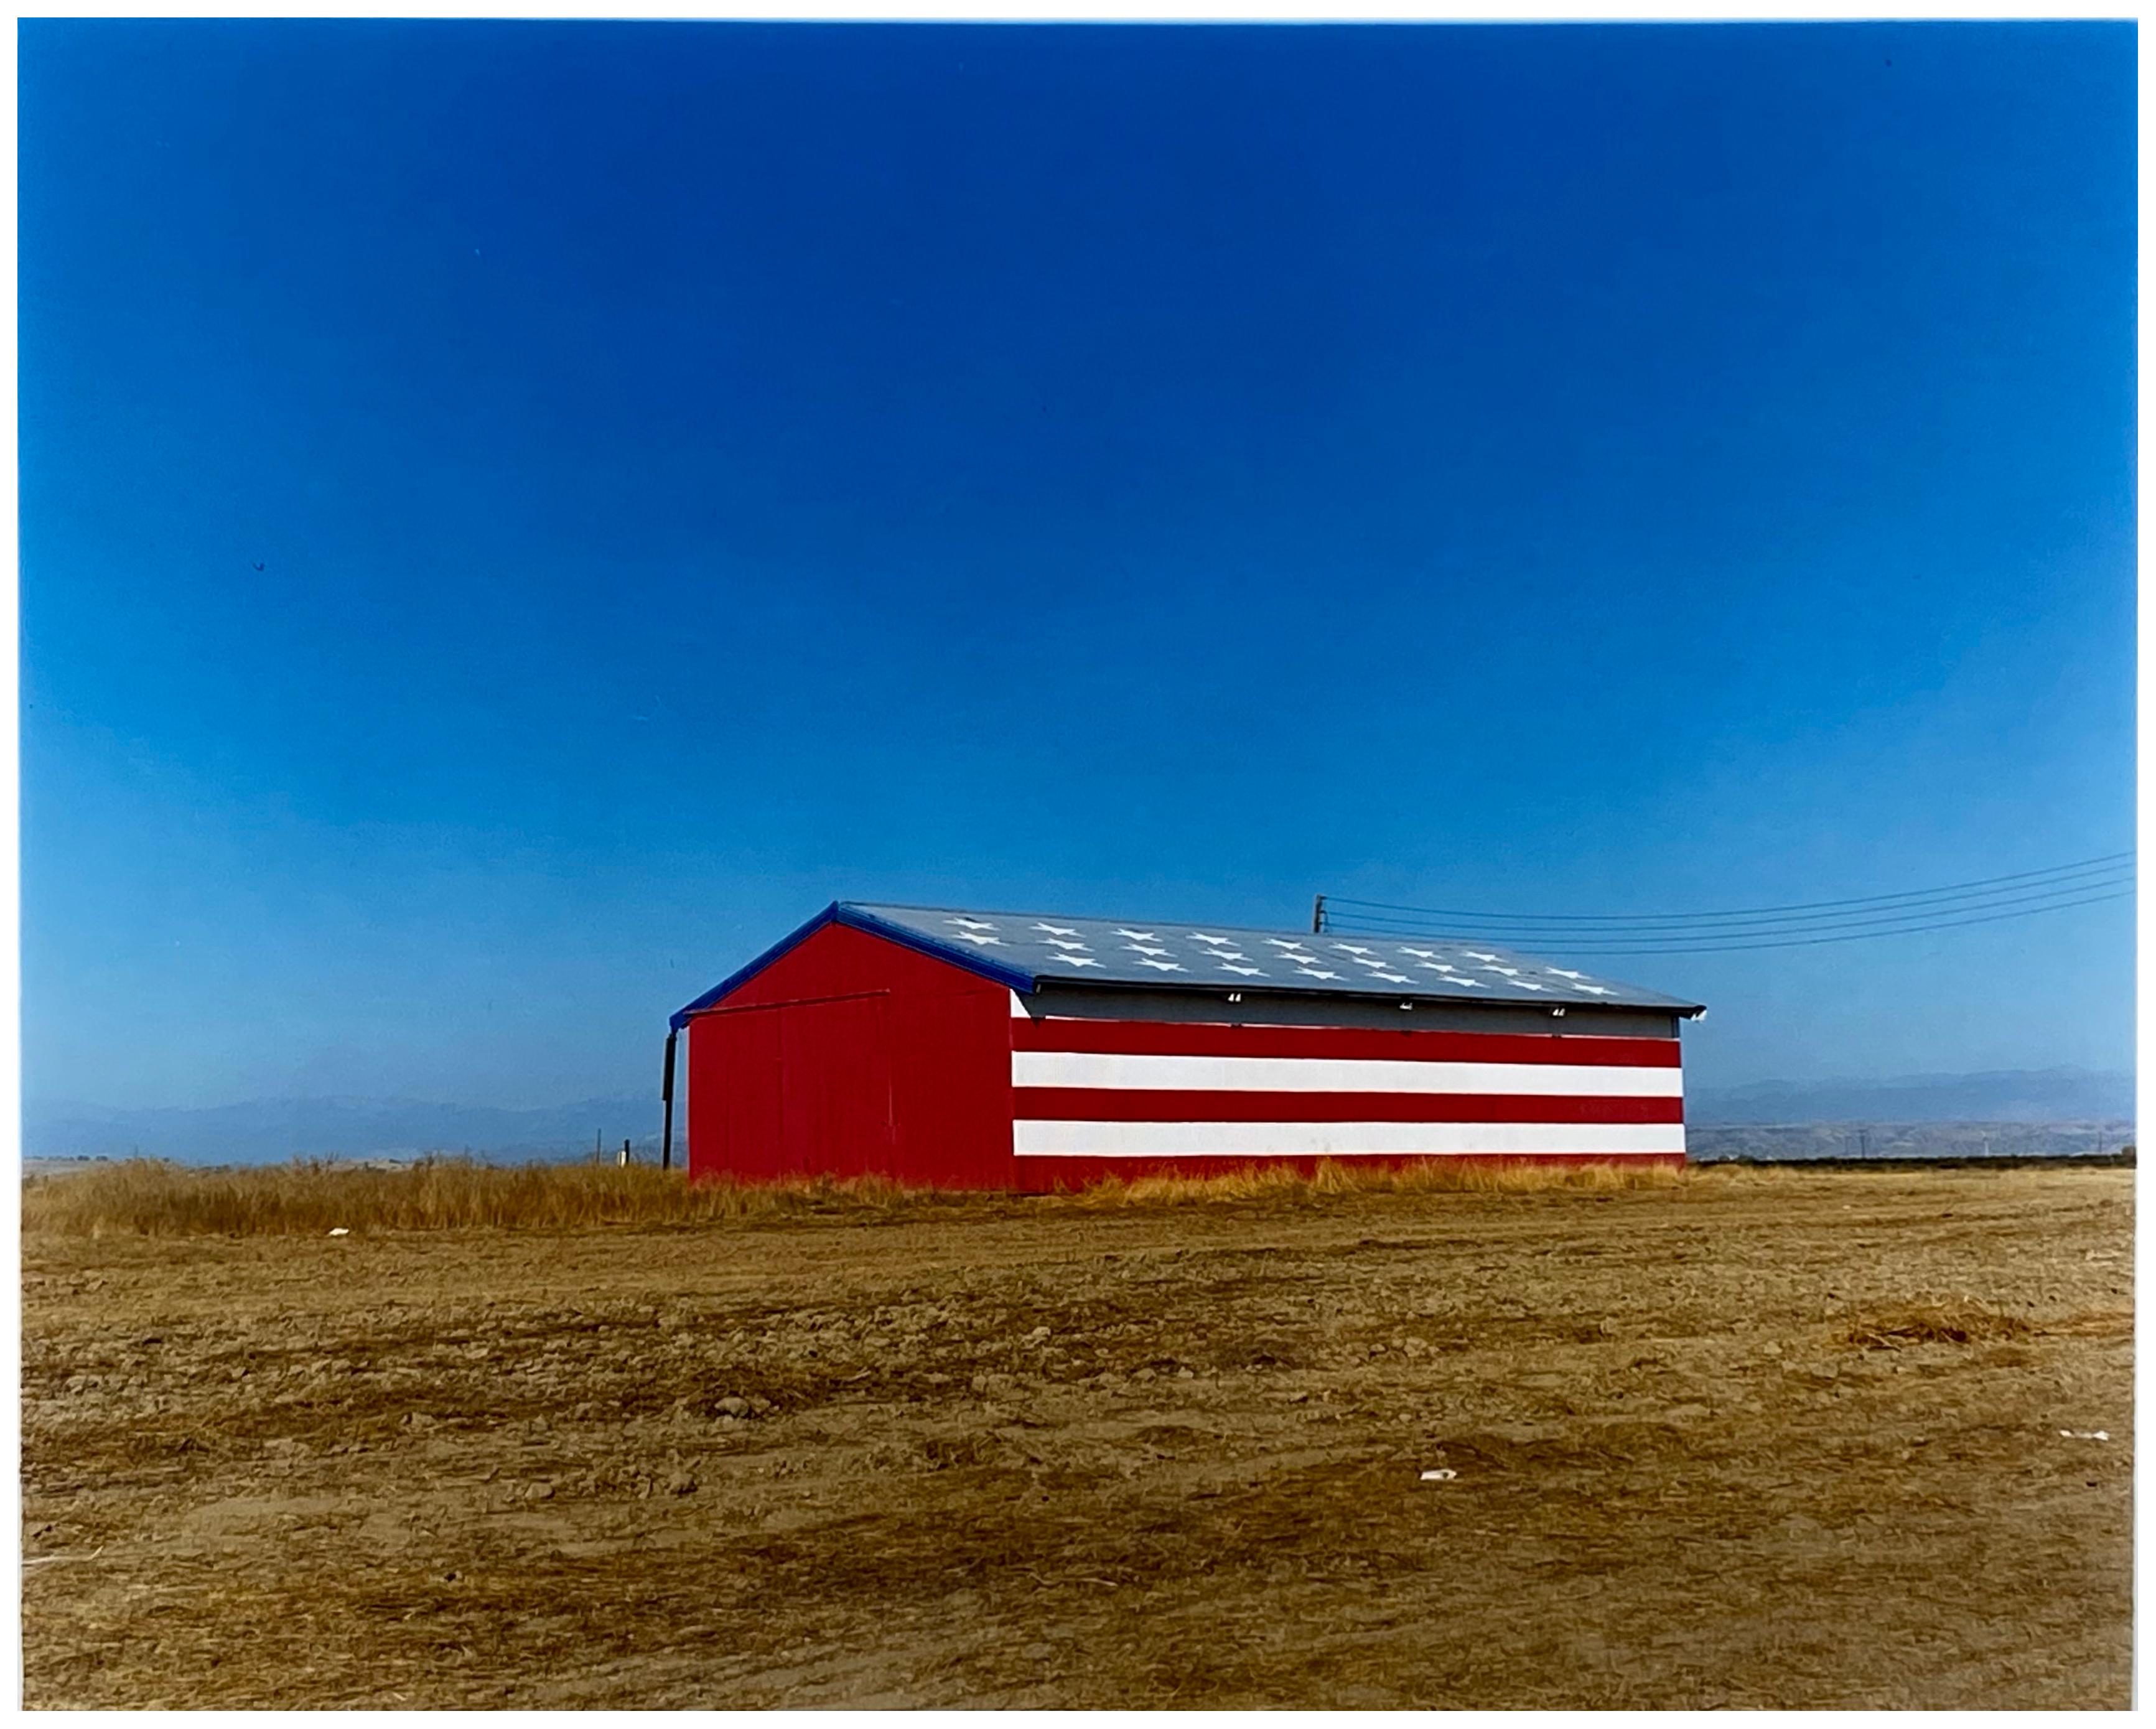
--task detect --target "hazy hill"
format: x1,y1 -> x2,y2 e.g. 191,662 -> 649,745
1688,1066 -> 2133,1125
26,1066 -> 2134,1165
24,1095 -> 659,1166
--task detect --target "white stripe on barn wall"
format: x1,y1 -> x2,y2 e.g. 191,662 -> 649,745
1012,1121 -> 1688,1158
1011,1050 -> 1682,1098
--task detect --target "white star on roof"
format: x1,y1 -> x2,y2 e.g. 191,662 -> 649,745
948,917 -> 998,930
1032,923 -> 1080,936
1046,953 -> 1102,967
1367,971 -> 1411,984
1136,959 -> 1185,972
1463,950 -> 1503,962
1114,928 -> 1158,941
1220,963 -> 1264,976
1512,979 -> 1547,991
1482,964 -> 1520,976
1331,943 -> 1374,955
1265,938 -> 1309,951
1547,967 -> 1586,979
1434,975 -> 1487,988
948,931 -> 1003,946
1042,937 -> 1090,950
1399,946 -> 1438,959
1297,967 -> 1342,980
1572,983 -> 1614,995
1122,943 -> 1170,958
1187,932 -> 1231,944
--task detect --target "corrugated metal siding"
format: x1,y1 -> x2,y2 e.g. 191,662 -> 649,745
683,921 -> 1013,1186
1008,995 -> 1685,1190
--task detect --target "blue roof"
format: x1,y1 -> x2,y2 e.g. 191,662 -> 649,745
672,901 -> 1704,1027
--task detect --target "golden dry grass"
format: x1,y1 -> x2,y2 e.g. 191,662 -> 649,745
1837,1299 -> 2040,1351
1070,1155 -> 1693,1206
22,1155 -> 1697,1237
20,1158 -> 931,1238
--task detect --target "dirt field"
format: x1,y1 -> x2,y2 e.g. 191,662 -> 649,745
21,1163 -> 2132,1708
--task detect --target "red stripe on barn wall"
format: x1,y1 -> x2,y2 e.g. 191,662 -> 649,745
1009,1017 -> 1681,1066
1010,1151 -> 1687,1192
1010,1088 -> 1686,1124
683,922 -> 1015,1186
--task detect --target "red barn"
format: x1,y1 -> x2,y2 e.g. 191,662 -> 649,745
664,902 -> 1706,1190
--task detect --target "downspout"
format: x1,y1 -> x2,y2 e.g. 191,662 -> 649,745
660,1026 -> 679,1172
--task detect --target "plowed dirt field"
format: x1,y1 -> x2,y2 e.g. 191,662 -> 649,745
21,1163 -> 2132,1707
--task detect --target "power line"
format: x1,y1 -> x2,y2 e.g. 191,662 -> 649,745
1315,852 -> 2135,954
1325,857 -> 2134,934
1322,887 -> 2134,955
1322,851 -> 2134,928
1328,872 -> 2134,945
1361,889 -> 2137,957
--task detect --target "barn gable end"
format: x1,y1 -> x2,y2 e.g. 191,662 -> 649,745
679,919 -> 1017,1187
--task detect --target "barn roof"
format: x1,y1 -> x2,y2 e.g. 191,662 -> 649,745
671,902 -> 1704,1028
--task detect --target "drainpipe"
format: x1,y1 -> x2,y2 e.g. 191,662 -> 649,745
660,1027 -> 679,1172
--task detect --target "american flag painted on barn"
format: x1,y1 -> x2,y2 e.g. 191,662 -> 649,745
1008,992 -> 1684,1163
673,902 -> 1701,1190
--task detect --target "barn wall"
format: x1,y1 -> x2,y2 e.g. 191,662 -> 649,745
683,922 -> 1014,1186
1010,1005 -> 1686,1191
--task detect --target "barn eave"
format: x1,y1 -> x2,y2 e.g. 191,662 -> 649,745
1027,972 -> 1704,1020
669,902 -> 1037,1028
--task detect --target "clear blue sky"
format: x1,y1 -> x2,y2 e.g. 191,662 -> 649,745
22,20 -> 2135,1111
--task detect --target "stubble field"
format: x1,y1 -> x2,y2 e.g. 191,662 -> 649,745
20,1162 -> 2133,1708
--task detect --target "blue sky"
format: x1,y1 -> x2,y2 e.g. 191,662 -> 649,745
22,21 -> 2134,1111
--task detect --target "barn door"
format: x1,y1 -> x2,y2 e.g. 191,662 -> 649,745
699,990 -> 897,1179
713,1008 -> 785,1179
777,993 -> 896,1177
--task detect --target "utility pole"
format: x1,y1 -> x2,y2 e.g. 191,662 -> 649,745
1312,893 -> 1327,934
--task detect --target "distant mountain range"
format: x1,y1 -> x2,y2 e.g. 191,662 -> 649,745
1687,1066 -> 2134,1126
24,1094 -> 660,1165
22,1066 -> 2134,1166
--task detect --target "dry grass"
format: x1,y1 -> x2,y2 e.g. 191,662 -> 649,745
23,1154 -> 1696,1239
1071,1156 -> 1692,1206
19,1158 -> 936,1239
1838,1299 -> 2039,1351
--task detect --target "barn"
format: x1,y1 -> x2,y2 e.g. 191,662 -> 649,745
663,902 -> 1706,1190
